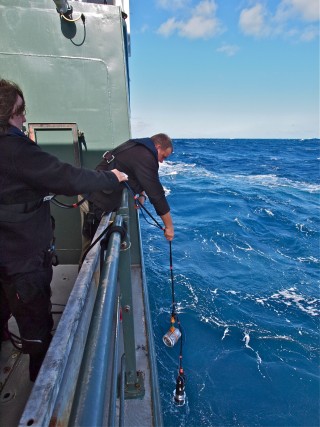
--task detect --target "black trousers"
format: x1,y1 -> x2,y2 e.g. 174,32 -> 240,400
0,265 -> 53,381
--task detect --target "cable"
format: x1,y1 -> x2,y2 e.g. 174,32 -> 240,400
80,219 -> 114,265
50,196 -> 86,209
61,12 -> 82,22
8,329 -> 23,351
123,182 -> 164,231
169,241 -> 176,314
163,243 -> 187,406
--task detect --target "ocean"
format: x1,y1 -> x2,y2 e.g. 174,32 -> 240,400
140,139 -> 320,427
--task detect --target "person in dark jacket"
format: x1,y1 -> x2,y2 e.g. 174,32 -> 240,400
83,133 -> 174,248
0,78 -> 128,381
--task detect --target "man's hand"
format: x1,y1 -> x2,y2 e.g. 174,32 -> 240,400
161,211 -> 174,241
164,226 -> 174,241
111,169 -> 128,182
138,193 -> 147,205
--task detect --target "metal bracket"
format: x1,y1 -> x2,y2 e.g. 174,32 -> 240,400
124,370 -> 145,399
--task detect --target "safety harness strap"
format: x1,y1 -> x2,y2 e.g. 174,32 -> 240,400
102,139 -> 138,165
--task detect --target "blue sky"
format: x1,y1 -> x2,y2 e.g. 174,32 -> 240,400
128,0 -> 319,139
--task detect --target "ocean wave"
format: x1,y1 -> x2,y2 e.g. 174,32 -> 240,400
161,161 -> 320,194
163,186 -> 171,196
276,249 -> 320,264
257,334 -> 295,341
295,223 -> 319,235
254,207 -> 275,217
270,288 -> 320,317
233,174 -> 320,193
297,256 -> 320,264
159,160 -> 218,180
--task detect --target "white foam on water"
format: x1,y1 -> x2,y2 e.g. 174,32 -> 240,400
233,173 -> 320,193
160,160 -> 217,180
212,240 -> 223,253
226,290 -> 238,295
255,297 -> 268,305
235,242 -> 254,252
243,331 -> 265,377
271,289 -> 320,316
276,248 -> 293,260
258,335 -> 295,342
297,256 -> 319,264
243,332 -> 253,350
254,207 -> 276,217
234,217 -> 249,230
163,186 -> 171,196
265,209 -> 274,216
199,382 -> 206,393
199,314 -> 227,328
185,280 -> 199,306
256,351 -> 262,364
221,327 -> 230,340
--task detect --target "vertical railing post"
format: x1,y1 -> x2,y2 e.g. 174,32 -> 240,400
118,190 -> 145,398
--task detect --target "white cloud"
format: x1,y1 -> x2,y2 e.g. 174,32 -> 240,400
157,18 -> 179,37
157,0 -> 224,40
299,25 -> 319,41
239,3 -> 271,38
239,0 -> 319,41
156,0 -> 187,10
179,14 -> 222,39
275,0 -> 320,22
194,0 -> 217,15
216,44 -> 240,57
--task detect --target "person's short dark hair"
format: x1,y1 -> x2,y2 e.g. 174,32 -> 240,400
151,133 -> 173,152
0,79 -> 25,132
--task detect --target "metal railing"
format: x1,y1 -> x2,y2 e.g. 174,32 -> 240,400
18,190 -> 159,427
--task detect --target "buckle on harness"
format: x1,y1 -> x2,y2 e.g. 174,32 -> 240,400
43,195 -> 54,202
103,151 -> 115,164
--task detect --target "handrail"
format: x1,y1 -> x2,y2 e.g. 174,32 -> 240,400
19,190 -> 161,427
69,215 -> 124,426
19,213 -> 111,427
109,296 -> 122,426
